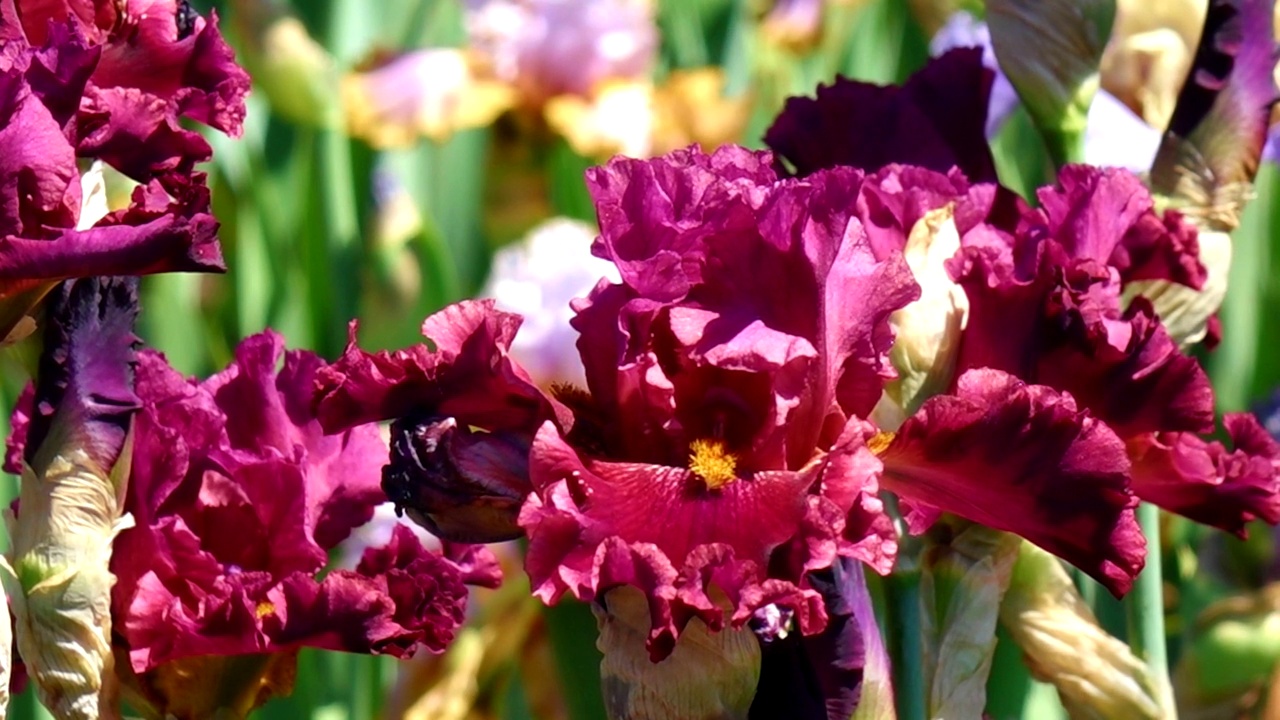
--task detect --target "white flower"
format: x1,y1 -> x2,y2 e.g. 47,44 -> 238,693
481,218 -> 620,387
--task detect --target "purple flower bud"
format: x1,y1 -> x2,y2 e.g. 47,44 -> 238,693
385,415 -> 532,543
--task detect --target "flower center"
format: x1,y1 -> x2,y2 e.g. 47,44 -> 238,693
867,431 -> 896,456
689,438 -> 739,490
256,600 -> 276,619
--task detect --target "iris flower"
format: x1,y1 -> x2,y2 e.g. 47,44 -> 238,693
0,0 -> 249,343
7,331 -> 500,717
314,142 -> 1162,662
765,45 -> 1280,541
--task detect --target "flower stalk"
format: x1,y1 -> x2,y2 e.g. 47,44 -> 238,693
886,568 -> 926,720
1126,503 -> 1177,718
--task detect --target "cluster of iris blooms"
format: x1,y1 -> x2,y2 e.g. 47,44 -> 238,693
2,0 -> 1280,719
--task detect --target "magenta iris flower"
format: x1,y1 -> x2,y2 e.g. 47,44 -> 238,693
765,51 -> 1280,543
7,331 -> 501,680
314,22 -> 1278,685
0,0 -> 249,337
315,141 -> 1170,660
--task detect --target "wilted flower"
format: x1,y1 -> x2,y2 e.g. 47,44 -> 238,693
2,276 -> 141,719
0,0 -> 248,343
8,331 -> 501,717
748,557 -> 894,720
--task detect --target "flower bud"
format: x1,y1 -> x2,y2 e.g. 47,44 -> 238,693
1134,0 -> 1278,348
595,586 -> 760,720
384,416 -> 531,543
874,205 -> 967,429
2,277 -> 141,719
1174,583 -> 1280,715
750,557 -> 895,720
987,0 -> 1116,165
999,542 -> 1167,720
920,521 -> 1020,719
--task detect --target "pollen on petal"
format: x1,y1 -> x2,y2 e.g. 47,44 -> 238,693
688,439 -> 739,490
255,601 -> 275,619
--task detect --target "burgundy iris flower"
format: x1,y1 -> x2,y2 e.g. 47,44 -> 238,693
766,50 -> 1280,544
0,0 -> 249,341
7,331 -> 501,695
316,144 -> 1154,662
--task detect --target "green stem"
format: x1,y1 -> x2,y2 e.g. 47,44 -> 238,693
543,600 -> 607,720
1072,567 -> 1097,609
886,570 -> 927,720
1126,503 -> 1176,717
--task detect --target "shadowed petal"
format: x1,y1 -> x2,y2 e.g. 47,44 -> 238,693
764,49 -> 998,182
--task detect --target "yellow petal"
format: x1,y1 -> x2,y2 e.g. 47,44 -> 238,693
651,68 -> 751,154
545,80 -> 656,158
343,50 -> 515,148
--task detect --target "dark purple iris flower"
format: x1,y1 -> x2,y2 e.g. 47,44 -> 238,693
763,48 -> 998,183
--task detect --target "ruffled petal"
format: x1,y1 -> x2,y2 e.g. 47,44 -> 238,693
201,331 -> 385,549
109,333 -> 430,673
576,152 -> 919,468
520,421 -> 876,659
879,369 -> 1145,595
273,525 -> 494,656
1033,165 -> 1205,288
951,237 -> 1215,439
0,176 -> 225,300
313,299 -> 554,434
1128,413 -> 1280,534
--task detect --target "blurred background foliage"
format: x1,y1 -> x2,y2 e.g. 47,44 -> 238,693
1,0 -> 1279,717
